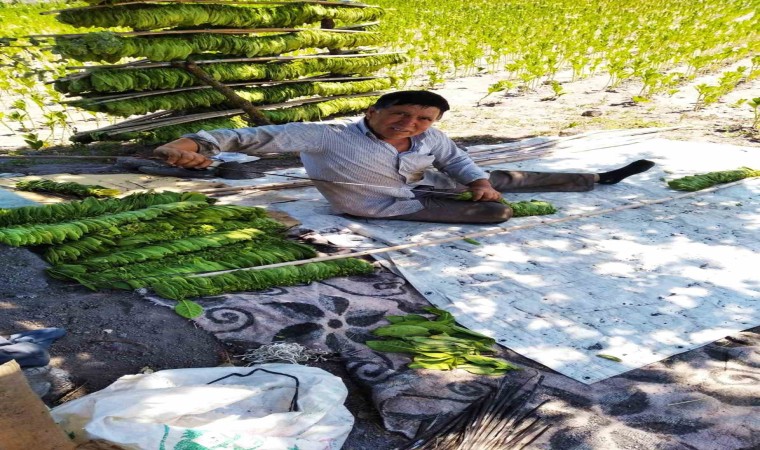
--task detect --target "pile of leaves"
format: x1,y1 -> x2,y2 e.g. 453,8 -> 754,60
367,307 -> 519,375
0,190 -> 374,318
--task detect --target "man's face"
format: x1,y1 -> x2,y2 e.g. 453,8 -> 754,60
365,104 -> 442,141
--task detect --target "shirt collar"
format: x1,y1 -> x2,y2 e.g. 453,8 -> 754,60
356,117 -> 376,138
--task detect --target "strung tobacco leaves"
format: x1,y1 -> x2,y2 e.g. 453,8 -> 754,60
148,258 -> 374,303
667,167 -> 760,191
0,201 -> 208,246
94,95 -> 379,143
56,54 -> 407,94
1,192 -> 374,318
48,236 -> 318,290
454,192 -> 557,217
16,179 -> 121,198
72,78 -> 391,116
0,191 -> 209,227
43,205 -> 285,264
57,3 -> 384,31
366,307 -> 519,375
55,29 -> 381,63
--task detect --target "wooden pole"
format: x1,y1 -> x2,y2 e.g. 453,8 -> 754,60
31,27 -> 369,39
171,59 -> 272,127
40,0 -> 373,15
66,76 -> 378,104
65,51 -> 399,71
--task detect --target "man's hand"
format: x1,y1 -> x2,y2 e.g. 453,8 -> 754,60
154,138 -> 214,169
467,179 -> 502,201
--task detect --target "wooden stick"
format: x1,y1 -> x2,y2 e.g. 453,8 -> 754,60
65,50 -> 397,71
202,180 -> 314,194
75,92 -> 380,135
31,27 -> 369,39
188,178 -> 750,278
66,76 -> 378,104
0,154 -> 118,159
41,0 -> 373,15
172,59 -> 272,126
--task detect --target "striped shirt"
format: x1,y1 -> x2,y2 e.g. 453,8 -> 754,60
185,119 -> 487,217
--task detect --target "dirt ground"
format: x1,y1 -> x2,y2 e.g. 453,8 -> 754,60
1,64 -> 758,448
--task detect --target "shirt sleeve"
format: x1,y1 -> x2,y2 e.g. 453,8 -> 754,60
427,129 -> 488,185
182,123 -> 327,157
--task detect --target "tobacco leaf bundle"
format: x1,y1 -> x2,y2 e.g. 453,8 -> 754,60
0,191 -> 210,227
454,192 -> 557,217
44,206 -> 281,264
95,95 -> 379,143
49,237 -> 318,290
0,200 -> 208,246
366,307 -> 519,375
55,53 -> 407,94
667,167 -> 760,191
57,3 -> 384,31
15,179 -> 121,198
70,227 -> 269,269
2,189 -> 375,318
72,78 -> 391,116
148,258 -> 375,300
55,29 -> 381,63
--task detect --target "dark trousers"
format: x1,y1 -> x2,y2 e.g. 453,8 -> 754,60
384,170 -> 596,224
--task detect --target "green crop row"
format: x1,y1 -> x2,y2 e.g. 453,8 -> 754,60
370,0 -> 758,93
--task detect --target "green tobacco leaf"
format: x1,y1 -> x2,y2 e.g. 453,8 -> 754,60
424,306 -> 454,323
385,314 -> 429,324
463,354 -> 519,370
175,299 -> 204,319
597,354 -> 622,362
456,363 -> 503,375
365,339 -> 418,354
372,325 -> 431,337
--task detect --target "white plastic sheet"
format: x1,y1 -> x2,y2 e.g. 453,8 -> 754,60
231,136 -> 759,383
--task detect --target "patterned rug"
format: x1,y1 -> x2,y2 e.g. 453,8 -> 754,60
147,271 -> 760,448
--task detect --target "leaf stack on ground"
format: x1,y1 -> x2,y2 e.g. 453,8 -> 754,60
46,0 -> 406,144
367,307 -> 519,375
0,189 -> 374,318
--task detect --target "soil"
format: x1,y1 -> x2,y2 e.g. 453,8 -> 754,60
1,63 -> 758,448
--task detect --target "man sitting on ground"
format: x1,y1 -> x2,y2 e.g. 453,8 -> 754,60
154,90 -> 654,224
